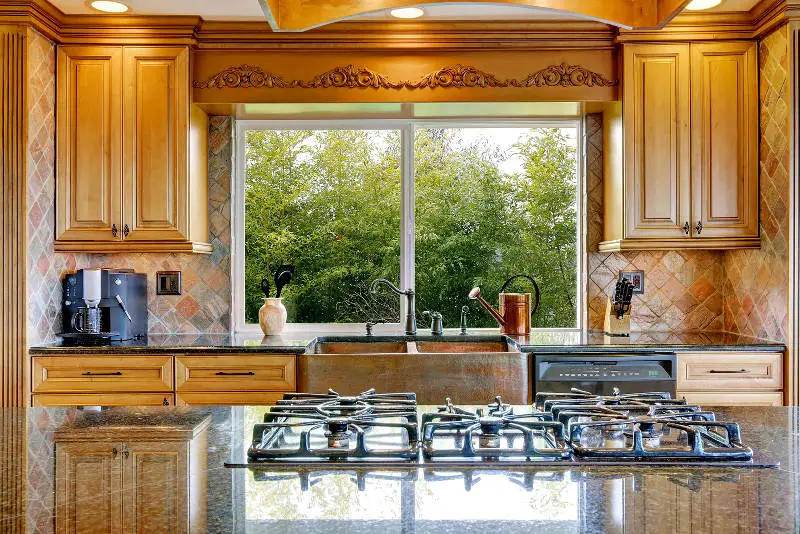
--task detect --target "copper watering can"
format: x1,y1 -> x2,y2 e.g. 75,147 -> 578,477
469,275 -> 540,335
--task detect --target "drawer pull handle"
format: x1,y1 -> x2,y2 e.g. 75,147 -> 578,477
708,369 -> 750,374
82,371 -> 123,376
215,371 -> 255,376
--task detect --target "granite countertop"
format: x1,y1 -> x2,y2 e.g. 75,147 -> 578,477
8,405 -> 800,533
28,329 -> 785,354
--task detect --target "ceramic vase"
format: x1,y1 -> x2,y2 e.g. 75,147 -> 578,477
259,297 -> 287,335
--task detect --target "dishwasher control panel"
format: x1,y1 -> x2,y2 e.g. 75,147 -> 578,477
540,363 -> 671,380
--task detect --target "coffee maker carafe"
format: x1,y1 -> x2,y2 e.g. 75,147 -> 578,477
62,268 -> 147,341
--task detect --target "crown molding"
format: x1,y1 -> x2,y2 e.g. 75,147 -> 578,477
1,0 -> 797,48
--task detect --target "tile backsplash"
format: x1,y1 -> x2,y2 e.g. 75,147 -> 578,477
25,28 -> 234,344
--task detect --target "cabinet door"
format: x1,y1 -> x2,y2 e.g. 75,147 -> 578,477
56,46 -> 123,242
123,47 -> 189,242
691,42 -> 759,239
56,441 -> 123,534
623,44 -> 691,240
122,441 -> 189,534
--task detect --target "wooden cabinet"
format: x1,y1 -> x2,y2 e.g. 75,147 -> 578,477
175,354 -> 296,405
56,46 -> 123,244
55,45 -> 211,254
56,412 -> 209,534
29,352 -> 298,406
690,42 -> 759,240
56,441 -> 123,533
676,351 -> 785,406
32,355 -> 173,393
600,41 -> 759,251
622,43 -> 692,242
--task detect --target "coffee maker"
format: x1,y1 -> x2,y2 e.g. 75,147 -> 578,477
62,268 -> 147,341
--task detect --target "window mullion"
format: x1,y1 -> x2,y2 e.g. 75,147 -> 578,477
399,124 -> 415,320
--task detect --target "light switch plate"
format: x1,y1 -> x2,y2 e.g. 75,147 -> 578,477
619,271 -> 645,294
156,271 -> 182,295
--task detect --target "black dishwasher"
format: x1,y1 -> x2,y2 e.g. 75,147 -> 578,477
533,353 -> 677,396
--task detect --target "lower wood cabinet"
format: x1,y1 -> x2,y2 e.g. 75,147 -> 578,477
55,412 -> 210,534
676,351 -> 785,406
32,355 -> 173,393
33,393 -> 174,406
175,354 -> 296,405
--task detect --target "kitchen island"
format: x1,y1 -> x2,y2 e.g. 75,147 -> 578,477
4,405 -> 799,533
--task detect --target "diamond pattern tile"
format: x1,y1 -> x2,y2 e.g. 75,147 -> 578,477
722,25 -> 790,342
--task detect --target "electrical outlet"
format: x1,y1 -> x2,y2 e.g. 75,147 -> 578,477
619,271 -> 645,294
156,271 -> 182,295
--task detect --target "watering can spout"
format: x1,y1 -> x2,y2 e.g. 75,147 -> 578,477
468,287 -> 507,327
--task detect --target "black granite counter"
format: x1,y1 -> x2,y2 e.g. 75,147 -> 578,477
5,405 -> 800,533
28,329 -> 785,355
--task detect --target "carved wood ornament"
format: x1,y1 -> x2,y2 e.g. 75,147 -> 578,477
194,63 -> 617,90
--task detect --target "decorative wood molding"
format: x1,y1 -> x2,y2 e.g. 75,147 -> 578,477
194,62 -> 616,91
513,62 -> 617,87
192,64 -> 288,89
406,64 -> 511,88
0,26 -> 28,408
292,64 -> 403,89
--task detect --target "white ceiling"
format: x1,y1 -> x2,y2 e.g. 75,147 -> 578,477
48,0 -> 763,21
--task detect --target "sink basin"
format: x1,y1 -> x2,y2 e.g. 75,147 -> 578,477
415,340 -> 517,353
308,341 -> 409,354
300,335 -> 528,404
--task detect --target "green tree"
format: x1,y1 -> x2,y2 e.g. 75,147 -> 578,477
244,126 -> 576,328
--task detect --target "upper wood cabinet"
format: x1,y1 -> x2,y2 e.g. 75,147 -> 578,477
600,41 -> 759,251
55,45 -> 211,254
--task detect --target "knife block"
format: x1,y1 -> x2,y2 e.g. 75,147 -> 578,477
603,297 -> 631,336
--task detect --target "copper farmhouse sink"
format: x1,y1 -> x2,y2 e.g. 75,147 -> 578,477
300,335 -> 528,404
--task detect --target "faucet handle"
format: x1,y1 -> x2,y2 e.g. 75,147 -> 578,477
365,319 -> 385,336
422,311 -> 443,335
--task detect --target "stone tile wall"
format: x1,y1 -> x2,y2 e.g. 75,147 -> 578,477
25,26 -> 234,344
722,26 -> 790,342
585,113 -> 726,332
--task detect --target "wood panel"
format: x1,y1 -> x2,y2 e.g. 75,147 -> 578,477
691,41 -> 759,239
56,45 -> 122,242
678,391 -> 784,407
622,43 -> 691,240
123,47 -> 188,242
175,355 -> 296,392
176,391 -> 286,406
33,393 -> 175,406
676,352 -> 783,391
0,27 -> 27,408
56,441 -> 123,534
32,355 -> 174,393
122,441 -> 188,534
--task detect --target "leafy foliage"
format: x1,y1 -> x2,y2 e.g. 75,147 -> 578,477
244,127 -> 577,328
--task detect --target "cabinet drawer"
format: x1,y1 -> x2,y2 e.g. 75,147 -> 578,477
175,391 -> 286,406
678,391 -> 783,407
33,393 -> 175,407
32,356 -> 173,393
676,352 -> 783,391
175,355 -> 296,392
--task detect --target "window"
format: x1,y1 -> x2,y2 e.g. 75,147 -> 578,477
234,118 -> 582,331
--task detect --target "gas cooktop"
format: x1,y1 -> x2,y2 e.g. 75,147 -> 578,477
232,388 -> 778,469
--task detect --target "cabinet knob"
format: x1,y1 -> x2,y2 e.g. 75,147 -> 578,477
695,220 -> 703,235
123,446 -> 129,459
123,224 -> 130,238
111,224 -> 118,237
112,447 -> 118,458
683,222 -> 690,235
162,397 -> 170,406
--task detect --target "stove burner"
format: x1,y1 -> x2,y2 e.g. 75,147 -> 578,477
248,388 -> 419,462
421,396 -> 570,460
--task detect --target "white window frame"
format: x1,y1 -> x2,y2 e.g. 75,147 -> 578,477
232,118 -> 584,333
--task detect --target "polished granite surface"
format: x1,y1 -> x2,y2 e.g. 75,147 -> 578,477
29,329 -> 785,354
4,405 -> 800,533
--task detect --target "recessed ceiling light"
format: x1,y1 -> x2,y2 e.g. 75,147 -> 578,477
390,7 -> 425,19
684,0 -> 722,10
90,1 -> 130,13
